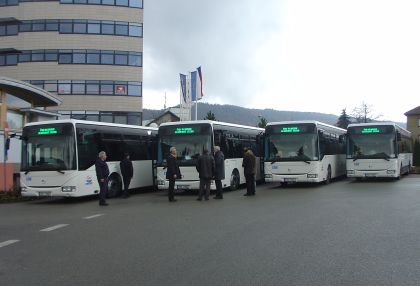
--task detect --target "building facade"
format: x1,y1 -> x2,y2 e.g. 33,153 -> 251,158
405,106 -> 420,142
0,0 -> 143,125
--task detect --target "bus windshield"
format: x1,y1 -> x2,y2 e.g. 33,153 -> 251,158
21,123 -> 77,172
266,133 -> 319,162
158,124 -> 212,166
347,133 -> 396,159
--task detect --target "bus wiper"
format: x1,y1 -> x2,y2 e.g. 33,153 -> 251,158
24,170 -> 31,175
56,170 -> 65,174
303,160 -> 311,164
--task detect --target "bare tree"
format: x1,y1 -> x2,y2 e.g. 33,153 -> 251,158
351,102 -> 382,123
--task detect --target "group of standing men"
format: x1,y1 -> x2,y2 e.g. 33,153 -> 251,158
94,145 -> 257,206
166,145 -> 257,202
95,151 -> 133,206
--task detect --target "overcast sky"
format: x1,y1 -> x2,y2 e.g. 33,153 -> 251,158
143,0 -> 420,122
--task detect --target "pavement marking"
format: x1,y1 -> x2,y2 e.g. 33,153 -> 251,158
0,240 -> 20,248
40,224 -> 69,232
83,214 -> 104,220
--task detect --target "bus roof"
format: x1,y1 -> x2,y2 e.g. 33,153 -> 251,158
266,120 -> 346,133
159,120 -> 264,132
347,122 -> 411,136
23,119 -> 158,131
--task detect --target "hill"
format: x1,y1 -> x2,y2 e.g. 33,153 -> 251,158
143,103 -> 340,126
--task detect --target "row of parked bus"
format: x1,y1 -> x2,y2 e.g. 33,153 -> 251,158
19,119 -> 413,198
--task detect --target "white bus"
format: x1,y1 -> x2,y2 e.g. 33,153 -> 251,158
156,120 -> 264,191
20,119 -> 157,197
346,122 -> 412,179
264,121 -> 346,184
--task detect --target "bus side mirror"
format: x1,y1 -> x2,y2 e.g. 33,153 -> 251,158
396,132 -> 402,141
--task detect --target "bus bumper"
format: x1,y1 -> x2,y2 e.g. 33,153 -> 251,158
265,174 -> 321,183
347,169 -> 398,178
20,185 -> 85,197
156,180 -> 216,191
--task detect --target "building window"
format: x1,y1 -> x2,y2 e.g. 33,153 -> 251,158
1,0 -> 143,8
3,19 -> 143,38
6,54 -> 18,65
27,80 -> 142,97
7,110 -> 23,129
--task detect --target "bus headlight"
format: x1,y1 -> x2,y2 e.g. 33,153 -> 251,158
62,186 -> 76,192
21,187 -> 27,192
307,174 -> 318,178
387,170 -> 396,174
157,180 -> 166,186
265,174 -> 273,178
347,170 -> 354,175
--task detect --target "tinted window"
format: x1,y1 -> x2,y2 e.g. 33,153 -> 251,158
101,53 -> 113,64
6,54 -> 18,65
87,23 -> 100,34
87,53 -> 100,64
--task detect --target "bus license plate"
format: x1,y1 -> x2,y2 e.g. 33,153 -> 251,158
177,185 -> 189,190
39,191 -> 51,196
284,178 -> 296,182
365,173 -> 377,177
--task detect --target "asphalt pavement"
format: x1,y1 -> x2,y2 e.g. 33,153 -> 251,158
1,176 -> 420,286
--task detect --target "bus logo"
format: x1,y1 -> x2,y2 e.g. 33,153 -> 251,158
85,176 -> 93,185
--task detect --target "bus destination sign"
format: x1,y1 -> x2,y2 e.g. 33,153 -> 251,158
280,127 -> 301,133
361,127 -> 381,134
37,127 -> 58,135
174,127 -> 195,134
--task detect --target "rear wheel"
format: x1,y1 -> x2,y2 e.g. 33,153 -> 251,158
230,170 -> 240,191
107,174 -> 122,198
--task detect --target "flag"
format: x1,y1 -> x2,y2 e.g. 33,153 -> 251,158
180,73 -> 187,103
190,71 -> 198,102
197,66 -> 203,98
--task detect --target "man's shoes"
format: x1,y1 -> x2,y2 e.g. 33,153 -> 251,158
196,198 -> 203,201
251,193 -> 256,196
169,199 -> 177,202
213,196 -> 223,199
205,198 -> 209,201
244,194 -> 251,196
99,202 -> 109,206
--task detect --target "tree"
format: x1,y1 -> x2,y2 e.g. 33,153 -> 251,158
351,102 -> 382,123
336,108 -> 351,129
204,111 -> 216,121
257,116 -> 268,128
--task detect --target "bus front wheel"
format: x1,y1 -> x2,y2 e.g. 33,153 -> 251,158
107,174 -> 122,198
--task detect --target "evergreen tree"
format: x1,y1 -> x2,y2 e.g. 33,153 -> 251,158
204,111 -> 216,121
257,116 -> 268,128
336,108 -> 351,129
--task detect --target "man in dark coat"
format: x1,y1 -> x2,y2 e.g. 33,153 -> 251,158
120,152 -> 133,198
213,145 -> 225,199
95,151 -> 110,206
242,148 -> 256,196
166,146 -> 181,202
196,149 -> 215,201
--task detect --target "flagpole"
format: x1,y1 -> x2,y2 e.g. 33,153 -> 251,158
195,100 -> 198,121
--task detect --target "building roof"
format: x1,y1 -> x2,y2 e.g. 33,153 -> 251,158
0,76 -> 61,107
147,110 -> 180,126
404,106 -> 420,116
